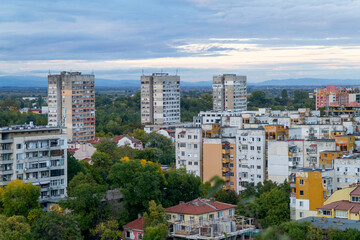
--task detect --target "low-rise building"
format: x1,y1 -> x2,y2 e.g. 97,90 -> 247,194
123,217 -> 144,240
166,198 -> 254,239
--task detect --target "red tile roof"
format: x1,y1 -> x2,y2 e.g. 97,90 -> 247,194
112,134 -> 142,144
350,186 -> 360,196
165,198 -> 235,215
318,200 -> 360,213
123,217 -> 144,230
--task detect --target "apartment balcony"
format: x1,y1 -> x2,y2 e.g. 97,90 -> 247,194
223,185 -> 231,191
222,167 -> 229,172
0,139 -> 13,144
0,149 -> 13,154
1,169 -> 13,175
222,175 -> 230,181
222,149 -> 230,154
222,158 -> 230,164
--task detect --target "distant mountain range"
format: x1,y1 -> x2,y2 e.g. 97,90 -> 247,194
0,76 -> 359,88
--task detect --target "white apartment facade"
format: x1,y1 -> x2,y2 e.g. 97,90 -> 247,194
141,73 -> 180,125
0,123 -> 68,207
236,128 -> 266,192
175,128 -> 202,177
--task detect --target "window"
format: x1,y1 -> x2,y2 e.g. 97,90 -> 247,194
335,210 -> 348,218
194,144 -> 198,149
126,231 -> 131,238
345,178 -> 350,183
345,167 -> 350,172
229,209 -> 233,216
323,191 -> 327,198
257,138 -> 261,142
319,210 -> 331,216
16,153 -> 24,160
257,165 -> 261,169
16,144 -> 22,149
299,201 -> 304,207
337,167 -> 342,172
188,161 -> 192,165
188,135 -> 192,139
299,190 -> 304,196
299,179 -> 304,185
257,146 -> 261,150
352,196 -> 360,202
250,146 -> 254,150
218,211 -> 223,218
187,144 -> 191,149
194,135 -> 198,139
16,164 -> 23,170
337,178 -> 342,183
300,212 -> 304,218
194,162 -> 198,166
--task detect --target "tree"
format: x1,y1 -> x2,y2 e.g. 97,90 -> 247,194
257,186 -> 290,228
59,183 -> 108,236
213,189 -> 238,205
67,172 -> 97,197
92,151 -> 113,172
67,151 -> 85,183
95,138 -> 118,156
108,160 -> 165,223
143,200 -> 167,228
0,215 -> 32,240
145,132 -> 175,165
162,169 -> 202,207
31,212 -> 82,240
0,180 -> 40,217
143,201 -> 168,240
91,219 -> 122,240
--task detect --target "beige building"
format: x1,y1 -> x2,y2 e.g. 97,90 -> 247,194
213,74 -> 247,111
140,73 -> 180,125
0,123 -> 68,207
48,72 -> 95,143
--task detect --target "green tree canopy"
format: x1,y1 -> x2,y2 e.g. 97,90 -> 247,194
31,212 -> 82,240
0,180 -> 40,217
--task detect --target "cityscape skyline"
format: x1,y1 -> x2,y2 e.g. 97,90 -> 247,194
1,1 -> 360,82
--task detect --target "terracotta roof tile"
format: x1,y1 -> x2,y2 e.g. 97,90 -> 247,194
123,217 -> 144,230
350,186 -> 360,196
165,198 -> 235,215
318,200 -> 360,213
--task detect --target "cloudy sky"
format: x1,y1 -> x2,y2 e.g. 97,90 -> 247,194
1,0 -> 360,82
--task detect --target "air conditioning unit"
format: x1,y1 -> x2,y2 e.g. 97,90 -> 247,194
257,150 -> 261,153
344,172 -> 347,175
356,173 -> 359,176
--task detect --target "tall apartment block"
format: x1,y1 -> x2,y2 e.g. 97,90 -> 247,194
213,74 -> 247,111
48,72 -> 95,143
0,123 -> 67,207
141,73 -> 180,125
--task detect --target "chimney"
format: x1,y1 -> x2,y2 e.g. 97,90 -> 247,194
138,213 -> 142,219
179,201 -> 184,205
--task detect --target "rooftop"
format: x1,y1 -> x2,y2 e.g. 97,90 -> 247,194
318,200 -> 360,213
123,217 -> 144,231
298,217 -> 360,231
0,123 -> 62,133
165,198 -> 235,215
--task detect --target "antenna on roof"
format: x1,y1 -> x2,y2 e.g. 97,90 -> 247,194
142,69 -> 144,76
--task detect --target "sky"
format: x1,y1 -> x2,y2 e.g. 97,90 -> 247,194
0,0 -> 360,82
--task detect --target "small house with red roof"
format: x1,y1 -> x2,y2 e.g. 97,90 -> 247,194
123,217 -> 144,240
155,128 -> 176,142
165,198 -> 254,239
112,134 -> 143,150
317,184 -> 360,220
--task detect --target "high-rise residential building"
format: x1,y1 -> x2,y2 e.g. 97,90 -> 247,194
0,123 -> 68,207
48,72 -> 95,143
140,73 -> 180,125
213,74 -> 247,111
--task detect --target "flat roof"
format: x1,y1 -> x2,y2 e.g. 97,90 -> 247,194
297,217 -> 360,231
0,124 -> 63,133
